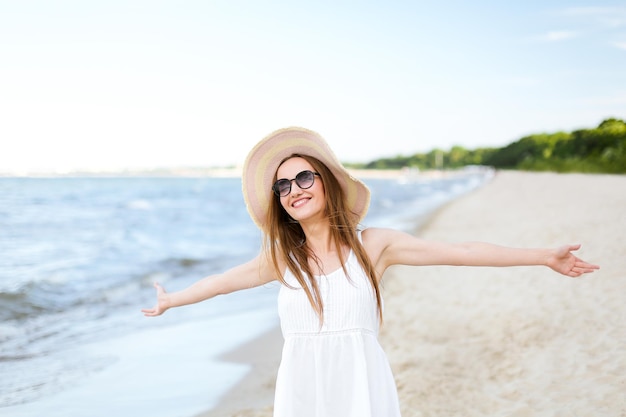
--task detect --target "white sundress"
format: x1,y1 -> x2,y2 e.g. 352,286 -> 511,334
273,241 -> 402,417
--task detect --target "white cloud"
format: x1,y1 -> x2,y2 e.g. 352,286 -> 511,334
562,6 -> 626,28
612,41 -> 626,50
564,6 -> 618,15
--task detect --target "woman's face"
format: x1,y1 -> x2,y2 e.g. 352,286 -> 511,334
275,157 -> 326,224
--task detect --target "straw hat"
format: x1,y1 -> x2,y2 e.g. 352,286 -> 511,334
242,126 -> 371,231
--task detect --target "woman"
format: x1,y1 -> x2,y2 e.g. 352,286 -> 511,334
142,126 -> 599,417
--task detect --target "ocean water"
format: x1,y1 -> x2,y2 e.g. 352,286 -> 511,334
0,168 -> 493,417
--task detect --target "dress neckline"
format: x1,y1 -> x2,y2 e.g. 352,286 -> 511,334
313,248 -> 354,278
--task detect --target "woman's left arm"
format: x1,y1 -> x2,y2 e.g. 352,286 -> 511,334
364,228 -> 600,278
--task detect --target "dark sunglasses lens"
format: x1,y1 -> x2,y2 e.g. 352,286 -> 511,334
274,179 -> 291,196
295,171 -> 315,189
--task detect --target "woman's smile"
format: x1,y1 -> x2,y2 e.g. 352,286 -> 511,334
291,197 -> 311,208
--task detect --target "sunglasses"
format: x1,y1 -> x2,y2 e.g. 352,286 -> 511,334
272,170 -> 321,197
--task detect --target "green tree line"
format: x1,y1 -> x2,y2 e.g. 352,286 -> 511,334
355,118 -> 626,174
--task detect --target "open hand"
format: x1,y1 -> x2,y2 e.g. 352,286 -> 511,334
141,282 -> 170,317
547,244 -> 600,277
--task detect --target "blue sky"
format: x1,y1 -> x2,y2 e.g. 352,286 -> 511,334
1,1 -> 625,173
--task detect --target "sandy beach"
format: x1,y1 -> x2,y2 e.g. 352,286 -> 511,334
201,170 -> 625,417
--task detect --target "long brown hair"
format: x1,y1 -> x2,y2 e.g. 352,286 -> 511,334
262,154 -> 383,325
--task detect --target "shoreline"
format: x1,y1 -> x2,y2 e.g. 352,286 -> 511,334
198,170 -> 625,416
196,326 -> 283,417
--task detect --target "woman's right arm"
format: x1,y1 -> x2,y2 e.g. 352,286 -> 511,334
141,253 -> 278,317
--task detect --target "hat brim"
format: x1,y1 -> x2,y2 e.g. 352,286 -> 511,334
242,127 -> 370,232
